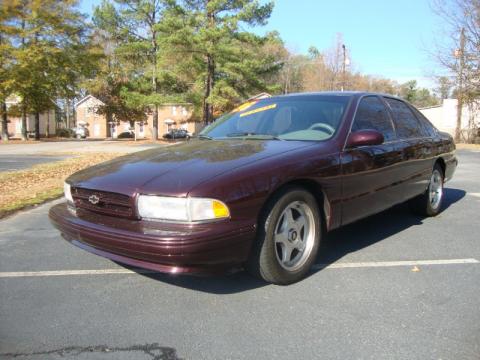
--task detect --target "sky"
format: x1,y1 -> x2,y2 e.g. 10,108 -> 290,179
79,0 -> 446,90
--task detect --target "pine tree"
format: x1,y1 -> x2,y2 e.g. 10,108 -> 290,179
160,0 -> 276,123
92,0 -> 193,139
86,1 -> 144,136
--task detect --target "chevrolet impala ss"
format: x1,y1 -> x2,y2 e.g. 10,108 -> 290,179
49,92 -> 457,284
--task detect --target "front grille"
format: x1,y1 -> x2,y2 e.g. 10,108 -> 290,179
72,187 -> 136,219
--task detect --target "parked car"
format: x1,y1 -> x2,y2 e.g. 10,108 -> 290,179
49,92 -> 457,285
163,128 -> 191,140
72,126 -> 89,139
117,130 -> 135,139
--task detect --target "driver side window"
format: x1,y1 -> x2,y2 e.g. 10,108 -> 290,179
352,96 -> 396,141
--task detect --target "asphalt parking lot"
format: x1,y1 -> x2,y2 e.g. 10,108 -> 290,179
0,149 -> 479,360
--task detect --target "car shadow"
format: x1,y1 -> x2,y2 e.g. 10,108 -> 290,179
310,187 -> 466,275
128,187 -> 466,294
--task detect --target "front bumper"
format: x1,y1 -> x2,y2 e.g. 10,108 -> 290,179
49,203 -> 256,274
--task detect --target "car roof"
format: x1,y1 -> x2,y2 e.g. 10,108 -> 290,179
267,91 -> 404,102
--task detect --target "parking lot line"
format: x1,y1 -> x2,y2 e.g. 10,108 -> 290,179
312,258 -> 480,270
0,258 -> 478,278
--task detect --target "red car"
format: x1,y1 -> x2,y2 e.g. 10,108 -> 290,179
49,92 -> 457,284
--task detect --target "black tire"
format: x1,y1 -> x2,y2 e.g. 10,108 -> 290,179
409,163 -> 444,216
246,186 -> 322,285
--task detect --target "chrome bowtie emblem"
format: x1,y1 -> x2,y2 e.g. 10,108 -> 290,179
88,194 -> 100,205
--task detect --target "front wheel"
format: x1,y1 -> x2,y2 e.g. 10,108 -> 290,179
246,187 -> 322,285
409,164 -> 444,216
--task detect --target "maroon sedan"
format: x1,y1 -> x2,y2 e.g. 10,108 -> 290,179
49,92 -> 457,284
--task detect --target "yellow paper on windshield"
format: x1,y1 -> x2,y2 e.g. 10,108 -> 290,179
232,100 -> 257,113
240,104 -> 277,118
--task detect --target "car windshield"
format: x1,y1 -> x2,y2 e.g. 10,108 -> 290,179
200,95 -> 351,141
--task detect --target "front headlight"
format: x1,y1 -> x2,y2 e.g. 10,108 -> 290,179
137,195 -> 230,222
64,182 -> 73,203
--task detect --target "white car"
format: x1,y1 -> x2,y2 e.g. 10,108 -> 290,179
72,127 -> 89,139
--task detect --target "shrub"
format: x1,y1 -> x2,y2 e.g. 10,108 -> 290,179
56,128 -> 74,138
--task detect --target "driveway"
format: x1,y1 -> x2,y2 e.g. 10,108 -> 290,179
0,150 -> 479,359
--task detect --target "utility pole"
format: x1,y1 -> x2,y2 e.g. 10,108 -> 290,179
341,44 -> 346,92
455,27 -> 465,143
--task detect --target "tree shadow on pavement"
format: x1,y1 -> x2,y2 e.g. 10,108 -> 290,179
131,187 -> 465,294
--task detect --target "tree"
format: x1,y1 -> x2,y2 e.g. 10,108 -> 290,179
300,35 -> 399,95
160,0 -> 276,123
5,0 -> 94,140
92,0 -> 194,139
302,48 -> 331,91
87,1 -> 146,135
323,33 -> 347,91
399,80 -> 418,103
435,76 -> 453,99
0,30 -> 10,142
398,80 -> 439,108
250,31 -> 297,95
0,2 -> 18,141
431,0 -> 480,141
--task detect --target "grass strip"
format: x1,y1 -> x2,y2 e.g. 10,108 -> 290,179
0,153 -> 123,218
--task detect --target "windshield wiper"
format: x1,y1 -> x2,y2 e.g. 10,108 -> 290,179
225,132 -> 283,140
198,134 -> 213,140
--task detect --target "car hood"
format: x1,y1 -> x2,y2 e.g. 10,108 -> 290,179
67,139 -> 315,197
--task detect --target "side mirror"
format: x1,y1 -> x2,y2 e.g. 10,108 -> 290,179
346,130 -> 384,148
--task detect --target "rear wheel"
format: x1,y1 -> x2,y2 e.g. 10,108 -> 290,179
409,163 -> 444,216
247,187 -> 321,285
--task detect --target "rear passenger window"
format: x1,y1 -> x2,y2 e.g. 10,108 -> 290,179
384,98 -> 425,138
411,107 -> 438,137
352,96 -> 395,141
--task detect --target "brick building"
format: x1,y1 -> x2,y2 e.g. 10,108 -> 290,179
5,95 -> 56,138
75,95 -> 202,139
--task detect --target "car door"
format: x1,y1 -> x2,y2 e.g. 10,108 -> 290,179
341,96 -> 404,226
383,97 -> 433,200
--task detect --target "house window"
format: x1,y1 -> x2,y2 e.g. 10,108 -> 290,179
182,107 -> 188,116
172,106 -> 177,115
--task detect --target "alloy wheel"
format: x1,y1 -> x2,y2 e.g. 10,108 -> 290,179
429,169 -> 443,210
274,201 -> 316,271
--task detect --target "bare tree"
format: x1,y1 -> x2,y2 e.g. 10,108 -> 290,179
323,33 -> 346,91
431,0 -> 480,142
